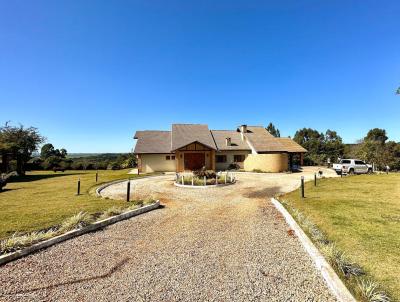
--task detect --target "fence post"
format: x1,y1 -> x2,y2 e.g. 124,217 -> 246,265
95,170 -> 98,182
301,176 -> 305,198
181,175 -> 184,185
204,176 -> 206,186
314,173 -> 317,186
76,178 -> 81,195
192,176 -> 194,186
126,179 -> 131,202
225,173 -> 227,184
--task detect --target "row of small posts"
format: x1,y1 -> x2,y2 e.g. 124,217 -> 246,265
76,171 -> 99,195
177,172 -> 234,186
300,173 -> 318,199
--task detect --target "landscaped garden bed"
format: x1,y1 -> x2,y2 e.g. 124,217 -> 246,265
0,170 -> 160,240
277,173 -> 399,302
0,199 -> 159,265
175,170 -> 236,187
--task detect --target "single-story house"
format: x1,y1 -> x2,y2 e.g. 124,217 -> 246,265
134,124 -> 307,173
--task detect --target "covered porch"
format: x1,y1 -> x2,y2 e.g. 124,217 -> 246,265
175,142 -> 216,172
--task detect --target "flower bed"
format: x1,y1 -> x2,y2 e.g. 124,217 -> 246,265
174,171 -> 236,188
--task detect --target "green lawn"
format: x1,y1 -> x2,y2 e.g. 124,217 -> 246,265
280,174 -> 400,301
0,170 -> 149,240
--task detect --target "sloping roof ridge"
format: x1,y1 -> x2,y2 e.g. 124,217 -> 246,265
172,123 -> 208,126
138,130 -> 170,132
209,130 -> 219,151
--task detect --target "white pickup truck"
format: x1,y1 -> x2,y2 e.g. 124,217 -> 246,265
332,159 -> 373,175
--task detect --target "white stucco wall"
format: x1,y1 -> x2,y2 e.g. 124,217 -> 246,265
139,154 -> 176,173
215,151 -> 251,171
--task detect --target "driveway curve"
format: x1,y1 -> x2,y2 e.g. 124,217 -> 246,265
0,168 -> 338,301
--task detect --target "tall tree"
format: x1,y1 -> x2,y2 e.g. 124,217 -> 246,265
266,122 -> 281,137
364,128 -> 388,144
0,123 -> 45,175
324,130 -> 345,162
59,148 -> 67,158
294,128 -> 345,165
355,128 -> 397,169
41,143 -> 55,159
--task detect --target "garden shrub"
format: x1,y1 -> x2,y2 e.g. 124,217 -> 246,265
228,163 -> 240,170
107,162 -> 121,170
193,168 -> 216,179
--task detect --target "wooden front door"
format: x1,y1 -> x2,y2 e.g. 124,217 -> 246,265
184,153 -> 205,171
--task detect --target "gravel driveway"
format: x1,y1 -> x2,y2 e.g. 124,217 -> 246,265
0,168 -> 338,301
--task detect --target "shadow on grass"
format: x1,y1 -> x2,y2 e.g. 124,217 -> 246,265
8,173 -> 79,183
0,188 -> 21,193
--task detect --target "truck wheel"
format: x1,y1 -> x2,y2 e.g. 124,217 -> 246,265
349,168 -> 355,175
368,168 -> 372,174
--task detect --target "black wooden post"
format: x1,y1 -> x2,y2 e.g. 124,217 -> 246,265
77,178 -> 81,195
95,170 -> 98,182
126,179 -> 131,202
314,173 -> 317,186
301,176 -> 305,198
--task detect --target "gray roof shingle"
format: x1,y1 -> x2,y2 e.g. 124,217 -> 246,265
277,137 -> 307,152
133,124 -> 306,154
171,124 -> 216,151
133,131 -> 172,154
211,130 -> 251,151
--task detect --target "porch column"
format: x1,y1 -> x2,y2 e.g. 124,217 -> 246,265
300,153 -> 304,166
211,150 -> 216,171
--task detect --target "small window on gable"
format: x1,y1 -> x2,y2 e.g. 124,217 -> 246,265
234,155 -> 245,162
166,156 -> 170,160
171,156 -> 175,160
216,155 -> 227,163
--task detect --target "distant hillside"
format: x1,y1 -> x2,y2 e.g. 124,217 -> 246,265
67,153 -> 126,159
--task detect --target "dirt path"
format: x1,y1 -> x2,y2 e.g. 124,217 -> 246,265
0,168 -> 338,301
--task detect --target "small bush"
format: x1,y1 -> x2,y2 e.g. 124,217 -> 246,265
71,162 -> 84,170
228,163 -> 240,170
252,169 -> 264,173
193,168 -> 216,179
143,196 -> 156,205
59,160 -> 72,170
0,229 -> 57,254
357,278 -> 391,302
321,243 -> 364,277
107,162 -> 121,170
59,212 -> 94,232
99,206 -> 125,220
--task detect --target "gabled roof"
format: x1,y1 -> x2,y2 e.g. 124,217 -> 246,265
211,130 -> 251,151
277,137 -> 308,152
171,124 -> 216,151
133,124 -> 307,154
241,126 -> 287,152
133,131 -> 171,154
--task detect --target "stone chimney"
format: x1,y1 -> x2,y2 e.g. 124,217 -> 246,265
226,137 -> 231,146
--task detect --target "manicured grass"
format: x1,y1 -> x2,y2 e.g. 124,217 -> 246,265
280,174 -> 400,300
0,170 -> 150,240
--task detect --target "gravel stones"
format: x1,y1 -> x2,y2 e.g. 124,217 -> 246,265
0,168 -> 337,301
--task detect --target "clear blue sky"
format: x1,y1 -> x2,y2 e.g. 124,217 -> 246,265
1,1 -> 399,153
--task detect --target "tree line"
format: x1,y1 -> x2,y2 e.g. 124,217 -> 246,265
1,122 -> 399,175
0,123 -> 136,175
266,123 -> 400,170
